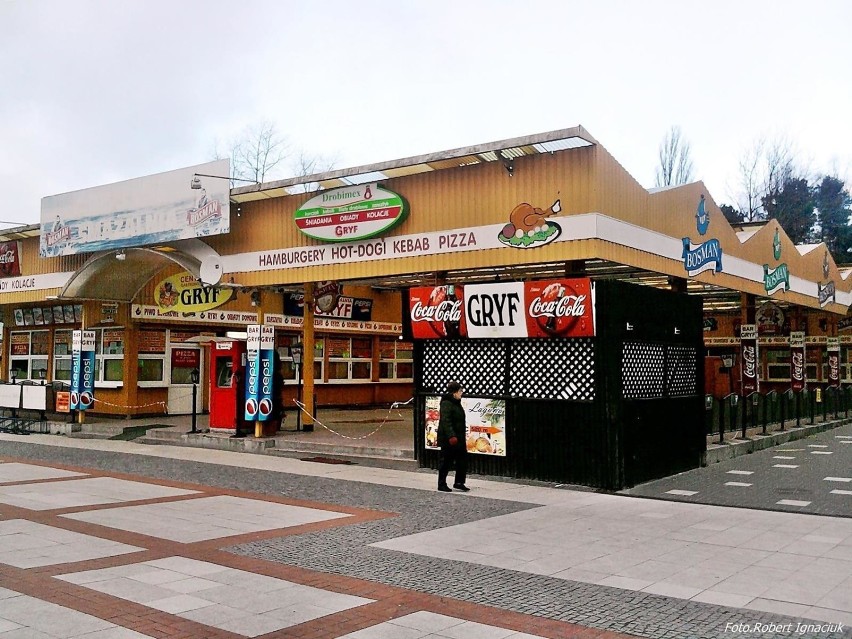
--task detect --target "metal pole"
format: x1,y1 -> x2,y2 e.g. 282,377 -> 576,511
296,363 -> 302,432
189,382 -> 198,434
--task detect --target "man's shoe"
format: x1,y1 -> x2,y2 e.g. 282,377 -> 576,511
438,485 -> 452,492
453,484 -> 471,492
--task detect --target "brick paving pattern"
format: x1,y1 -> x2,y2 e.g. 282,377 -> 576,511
0,436 -> 849,638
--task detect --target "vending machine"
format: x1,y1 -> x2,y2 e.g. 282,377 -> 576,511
208,340 -> 248,431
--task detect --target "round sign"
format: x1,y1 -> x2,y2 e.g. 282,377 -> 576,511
245,398 -> 258,416
80,391 -> 93,407
258,397 -> 273,417
70,391 -> 79,406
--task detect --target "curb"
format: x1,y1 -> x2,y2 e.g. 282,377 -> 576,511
704,416 -> 852,465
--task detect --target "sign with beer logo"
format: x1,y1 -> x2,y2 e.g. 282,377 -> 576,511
763,263 -> 790,295
314,281 -> 341,313
755,302 -> 785,335
294,183 -> 408,242
70,330 -> 96,411
740,324 -> 759,394
827,337 -> 840,387
0,241 -> 22,277
695,194 -> 709,236
682,237 -> 723,276
790,331 -> 806,392
818,280 -> 836,307
409,285 -> 465,339
525,279 -> 594,338
155,271 -> 232,313
244,325 -> 261,421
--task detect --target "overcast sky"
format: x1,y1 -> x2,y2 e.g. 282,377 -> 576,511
2,0 -> 850,227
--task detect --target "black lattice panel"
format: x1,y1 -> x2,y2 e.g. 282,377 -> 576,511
422,339 -> 506,396
667,345 -> 698,397
622,342 -> 665,399
509,339 -> 595,401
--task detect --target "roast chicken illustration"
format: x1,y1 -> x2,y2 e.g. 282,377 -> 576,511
502,199 -> 561,239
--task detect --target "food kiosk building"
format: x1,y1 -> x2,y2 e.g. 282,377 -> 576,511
1,126 -> 849,488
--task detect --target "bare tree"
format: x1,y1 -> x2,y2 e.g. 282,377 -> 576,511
213,121 -> 290,186
654,126 -> 695,188
212,123 -> 336,189
735,138 -> 764,221
733,134 -> 798,221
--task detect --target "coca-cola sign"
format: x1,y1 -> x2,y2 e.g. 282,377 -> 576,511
409,278 -> 595,340
409,285 -> 465,339
790,331 -> 806,391
828,337 -> 840,387
740,323 -> 759,394
0,241 -> 21,277
525,279 -> 594,338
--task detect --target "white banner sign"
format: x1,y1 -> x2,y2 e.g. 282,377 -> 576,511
263,313 -> 401,334
41,160 -> 230,257
131,305 -> 258,325
0,272 -> 74,293
463,282 -> 528,338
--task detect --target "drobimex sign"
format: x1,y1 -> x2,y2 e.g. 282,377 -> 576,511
294,183 -> 408,242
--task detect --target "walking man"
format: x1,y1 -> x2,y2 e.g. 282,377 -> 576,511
437,381 -> 469,492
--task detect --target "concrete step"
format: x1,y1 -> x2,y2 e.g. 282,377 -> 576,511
67,422 -> 130,440
138,427 -> 415,463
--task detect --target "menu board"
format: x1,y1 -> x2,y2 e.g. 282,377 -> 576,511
351,337 -> 372,359
23,309 -> 34,326
14,308 -> 24,326
139,330 -> 166,354
103,329 -> 124,355
32,308 -> 44,325
53,306 -> 65,324
11,333 -> 29,355
42,308 -> 54,324
379,338 -> 397,359
32,331 -> 50,356
326,337 -> 350,357
63,305 -> 75,323
73,305 -> 83,322
54,331 -> 72,356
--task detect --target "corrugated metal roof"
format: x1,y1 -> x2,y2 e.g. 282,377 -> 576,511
230,125 -> 597,203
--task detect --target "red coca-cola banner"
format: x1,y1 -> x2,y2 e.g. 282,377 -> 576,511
0,241 -> 21,277
789,331 -> 806,392
827,337 -> 840,388
409,278 -> 595,339
524,279 -> 594,338
409,285 -> 466,339
740,324 -> 759,394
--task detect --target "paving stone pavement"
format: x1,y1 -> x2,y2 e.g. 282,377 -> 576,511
624,422 -> 852,517
0,434 -> 849,639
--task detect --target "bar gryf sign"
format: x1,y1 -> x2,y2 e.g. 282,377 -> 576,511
409,278 -> 595,339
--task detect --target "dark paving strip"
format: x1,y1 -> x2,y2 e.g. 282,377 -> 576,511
623,423 -> 852,518
0,440 -> 848,639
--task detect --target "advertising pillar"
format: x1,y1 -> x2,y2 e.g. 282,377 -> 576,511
244,324 -> 261,424
740,324 -> 759,394
256,325 -> 275,437
827,337 -> 840,388
70,330 -> 96,412
790,331 -> 806,392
